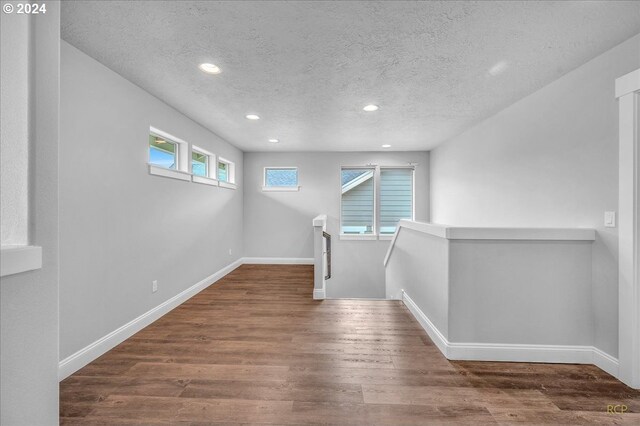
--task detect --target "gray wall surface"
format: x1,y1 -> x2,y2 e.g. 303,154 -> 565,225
0,4 -> 61,425
59,41 -> 244,360
243,151 -> 429,298
430,33 -> 640,358
0,6 -> 30,245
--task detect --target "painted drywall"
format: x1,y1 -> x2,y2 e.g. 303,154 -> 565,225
0,10 -> 30,245
430,33 -> 640,357
59,41 -> 244,361
385,228 -> 449,336
243,151 -> 429,298
448,240 -> 593,345
0,4 -> 60,425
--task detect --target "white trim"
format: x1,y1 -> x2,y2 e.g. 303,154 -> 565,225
262,186 -> 300,192
313,214 -> 327,227
58,258 -> 243,380
383,227 -> 401,266
218,181 -> 237,190
149,126 -> 187,146
593,347 -> 620,378
402,290 -> 619,373
617,68 -> 640,389
192,175 -> 219,186
0,246 -> 43,277
313,288 -> 326,300
339,234 -> 377,241
615,68 -> 640,99
149,127 -> 189,173
242,257 -> 314,265
342,170 -> 374,194
378,234 -> 394,240
217,156 -> 236,184
191,145 -> 215,179
148,164 -> 191,182
393,220 -> 595,241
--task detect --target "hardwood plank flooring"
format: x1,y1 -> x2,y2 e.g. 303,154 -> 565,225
61,264 -> 640,424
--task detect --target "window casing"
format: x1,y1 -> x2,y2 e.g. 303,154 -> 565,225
341,168 -> 376,236
190,146 -> 217,186
379,167 -> 414,235
148,127 -> 190,181
218,157 -> 236,189
192,150 -> 209,177
340,166 -> 414,239
263,167 -> 299,191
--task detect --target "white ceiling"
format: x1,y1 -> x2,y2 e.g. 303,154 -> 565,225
61,1 -> 640,152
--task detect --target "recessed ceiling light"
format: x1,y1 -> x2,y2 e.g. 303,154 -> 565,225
382,144 -> 391,148
198,63 -> 221,74
363,104 -> 379,112
245,114 -> 260,120
268,139 -> 279,143
488,61 -> 508,76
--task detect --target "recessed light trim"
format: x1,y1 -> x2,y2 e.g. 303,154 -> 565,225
268,139 -> 279,143
363,104 -> 379,112
246,114 -> 260,120
382,144 -> 391,148
198,63 -> 221,74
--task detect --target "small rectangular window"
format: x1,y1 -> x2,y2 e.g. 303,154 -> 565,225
217,157 -> 236,188
341,168 -> 375,235
191,149 -> 209,177
263,167 -> 299,191
149,134 -> 178,170
380,168 -> 414,234
218,161 -> 229,182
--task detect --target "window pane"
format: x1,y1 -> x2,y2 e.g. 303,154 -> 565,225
265,168 -> 297,187
192,151 -> 208,177
380,168 -> 413,234
149,135 -> 177,169
218,161 -> 228,182
341,168 -> 374,234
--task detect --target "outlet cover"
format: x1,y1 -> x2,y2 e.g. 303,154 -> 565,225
152,280 -> 158,293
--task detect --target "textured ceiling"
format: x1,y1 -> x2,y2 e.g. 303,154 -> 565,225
61,1 -> 640,152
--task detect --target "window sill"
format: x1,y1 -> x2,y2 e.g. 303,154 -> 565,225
219,181 -> 237,190
192,175 -> 219,186
262,186 -> 300,192
339,234 -> 378,241
1,245 -> 42,277
379,234 -> 395,240
148,164 -> 191,182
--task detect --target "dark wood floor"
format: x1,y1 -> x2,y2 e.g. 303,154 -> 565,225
61,264 -> 640,425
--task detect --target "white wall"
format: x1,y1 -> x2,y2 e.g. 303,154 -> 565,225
59,42 -> 244,361
430,33 -> 640,358
385,228 -> 450,336
0,4 -> 60,425
0,8 -> 30,245
244,151 -> 429,298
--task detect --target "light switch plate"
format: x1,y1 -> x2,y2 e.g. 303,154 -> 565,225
604,211 -> 616,228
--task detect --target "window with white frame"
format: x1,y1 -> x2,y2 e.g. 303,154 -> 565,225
263,167 -> 299,191
190,146 -> 217,186
379,167 -> 414,234
217,157 -> 236,188
341,168 -> 375,235
149,134 -> 178,170
340,166 -> 414,238
192,149 -> 209,177
148,127 -> 190,181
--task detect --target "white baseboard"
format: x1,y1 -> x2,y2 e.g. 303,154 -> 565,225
58,258 -> 243,381
593,347 -> 620,377
401,290 -> 619,376
313,288 -> 326,300
242,257 -> 314,265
